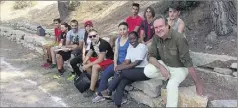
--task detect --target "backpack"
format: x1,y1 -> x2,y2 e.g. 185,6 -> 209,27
74,72 -> 91,93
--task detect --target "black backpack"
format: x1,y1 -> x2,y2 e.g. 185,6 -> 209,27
74,72 -> 91,93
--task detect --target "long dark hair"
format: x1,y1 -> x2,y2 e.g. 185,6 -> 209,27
144,7 -> 155,19
61,22 -> 71,31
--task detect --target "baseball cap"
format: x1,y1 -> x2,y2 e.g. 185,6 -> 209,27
84,20 -> 93,27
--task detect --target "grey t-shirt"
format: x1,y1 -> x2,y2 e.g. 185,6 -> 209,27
66,28 -> 85,44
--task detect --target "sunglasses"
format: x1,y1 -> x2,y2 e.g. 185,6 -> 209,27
88,35 -> 97,38
54,23 -> 59,24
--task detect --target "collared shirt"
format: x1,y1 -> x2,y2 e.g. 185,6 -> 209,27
148,29 -> 193,67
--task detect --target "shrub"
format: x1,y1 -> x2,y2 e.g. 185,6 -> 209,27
13,1 -> 35,10
68,1 -> 80,11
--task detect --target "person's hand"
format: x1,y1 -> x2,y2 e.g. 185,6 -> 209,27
115,65 -> 123,72
195,78 -> 204,96
82,64 -> 90,71
114,64 -> 117,71
159,66 -> 170,80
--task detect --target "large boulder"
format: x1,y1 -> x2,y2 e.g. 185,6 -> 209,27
213,67 -> 233,75
129,90 -> 164,107
131,78 -> 163,98
190,52 -> 236,66
208,100 -> 237,107
161,86 -> 208,107
230,63 -> 237,69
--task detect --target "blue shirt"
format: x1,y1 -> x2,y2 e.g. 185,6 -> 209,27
117,37 -> 130,64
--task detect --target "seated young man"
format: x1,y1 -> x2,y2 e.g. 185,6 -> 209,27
41,18 -> 62,68
82,29 -> 114,97
49,22 -> 71,68
69,20 -> 94,81
54,20 -> 85,78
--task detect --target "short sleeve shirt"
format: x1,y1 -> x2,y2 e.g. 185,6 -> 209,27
90,38 -> 114,60
54,28 -> 62,42
125,43 -> 148,67
140,20 -> 155,42
126,16 -> 143,32
66,29 -> 85,44
60,32 -> 67,45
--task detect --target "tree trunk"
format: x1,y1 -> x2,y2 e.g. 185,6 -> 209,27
210,1 -> 236,36
57,0 -> 69,22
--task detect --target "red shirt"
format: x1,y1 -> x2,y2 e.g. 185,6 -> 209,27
54,28 -> 62,42
126,16 -> 143,32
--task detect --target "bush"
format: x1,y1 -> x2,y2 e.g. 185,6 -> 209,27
68,1 -> 80,11
13,1 -> 35,10
152,0 -> 200,15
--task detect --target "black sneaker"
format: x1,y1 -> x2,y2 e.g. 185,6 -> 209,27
83,89 -> 94,97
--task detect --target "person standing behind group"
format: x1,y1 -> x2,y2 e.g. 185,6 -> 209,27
126,3 -> 143,33
139,7 -> 155,46
167,3 -> 186,37
41,18 -> 62,68
49,22 -> 71,68
109,3 -> 143,51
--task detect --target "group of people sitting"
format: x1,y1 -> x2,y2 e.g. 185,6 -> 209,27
40,3 -> 203,108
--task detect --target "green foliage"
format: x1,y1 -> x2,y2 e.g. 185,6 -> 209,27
13,1 -> 36,10
68,1 -> 80,11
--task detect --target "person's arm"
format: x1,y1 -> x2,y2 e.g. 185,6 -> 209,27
114,38 -> 119,67
145,38 -> 153,45
133,18 -> 143,32
133,26 -> 140,32
58,39 -> 63,47
83,43 -> 94,64
148,38 -> 170,79
116,45 -> 147,71
140,30 -> 145,43
178,20 -> 185,33
177,36 -> 203,95
87,52 -> 106,67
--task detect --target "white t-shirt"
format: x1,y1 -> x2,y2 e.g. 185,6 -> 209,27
125,43 -> 148,67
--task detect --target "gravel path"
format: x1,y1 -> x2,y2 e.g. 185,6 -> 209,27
0,36 -> 148,107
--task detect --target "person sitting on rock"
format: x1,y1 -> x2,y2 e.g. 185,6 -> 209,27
139,7 -> 155,46
100,31 -> 150,107
146,15 -> 203,107
68,20 -> 94,81
92,22 -> 130,103
41,18 -> 62,68
167,3 -> 186,37
54,19 -> 85,79
49,22 -> 71,68
82,29 -> 114,97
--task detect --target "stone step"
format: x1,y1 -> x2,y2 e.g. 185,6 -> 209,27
161,86 -> 208,107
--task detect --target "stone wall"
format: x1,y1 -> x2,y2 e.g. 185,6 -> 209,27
0,22 -> 237,107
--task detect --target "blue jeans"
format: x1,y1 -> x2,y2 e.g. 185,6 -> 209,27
97,64 -> 116,92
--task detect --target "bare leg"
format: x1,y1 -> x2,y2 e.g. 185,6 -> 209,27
89,64 -> 101,91
56,54 -> 64,70
50,46 -> 58,64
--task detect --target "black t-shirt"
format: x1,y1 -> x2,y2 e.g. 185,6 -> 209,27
90,38 -> 114,60
60,32 -> 67,45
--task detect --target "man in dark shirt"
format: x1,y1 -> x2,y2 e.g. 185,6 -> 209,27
145,15 -> 203,107
82,29 -> 114,97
